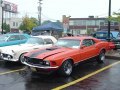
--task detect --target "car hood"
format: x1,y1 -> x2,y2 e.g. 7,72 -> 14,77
0,44 -> 39,53
26,46 -> 71,59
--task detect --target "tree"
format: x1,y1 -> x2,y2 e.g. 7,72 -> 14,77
109,12 -> 120,30
1,23 -> 10,33
19,15 -> 38,33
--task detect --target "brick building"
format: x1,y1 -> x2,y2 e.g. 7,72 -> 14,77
62,15 -> 119,35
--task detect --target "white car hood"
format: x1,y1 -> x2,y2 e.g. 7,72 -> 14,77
0,44 -> 39,54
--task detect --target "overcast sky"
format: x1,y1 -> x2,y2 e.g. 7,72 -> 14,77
8,0 -> 120,21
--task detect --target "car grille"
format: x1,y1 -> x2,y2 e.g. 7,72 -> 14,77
1,53 -> 13,59
25,57 -> 45,66
2,53 -> 8,58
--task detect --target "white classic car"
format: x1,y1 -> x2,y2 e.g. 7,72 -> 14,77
0,36 -> 57,62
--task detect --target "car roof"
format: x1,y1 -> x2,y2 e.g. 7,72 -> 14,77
31,35 -> 55,38
59,36 -> 94,40
96,30 -> 120,33
4,33 -> 28,36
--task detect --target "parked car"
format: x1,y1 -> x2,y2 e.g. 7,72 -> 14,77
93,30 -> 120,49
0,33 -> 30,47
21,36 -> 110,76
0,36 -> 57,62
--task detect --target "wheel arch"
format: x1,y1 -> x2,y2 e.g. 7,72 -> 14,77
99,48 -> 106,54
61,58 -> 74,66
19,52 -> 28,61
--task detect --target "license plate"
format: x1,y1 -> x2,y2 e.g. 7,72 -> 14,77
30,67 -> 36,71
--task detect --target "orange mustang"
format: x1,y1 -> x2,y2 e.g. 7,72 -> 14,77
21,36 -> 110,76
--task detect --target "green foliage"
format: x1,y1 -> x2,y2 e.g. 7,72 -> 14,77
108,12 -> 120,22
1,23 -> 10,33
19,15 -> 38,32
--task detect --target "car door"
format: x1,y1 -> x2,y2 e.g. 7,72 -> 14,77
79,39 -> 97,61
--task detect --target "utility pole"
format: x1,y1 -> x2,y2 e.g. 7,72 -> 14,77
108,0 -> 111,41
1,0 -> 4,34
38,0 -> 42,25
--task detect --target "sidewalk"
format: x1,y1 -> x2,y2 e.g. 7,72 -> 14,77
106,49 -> 120,60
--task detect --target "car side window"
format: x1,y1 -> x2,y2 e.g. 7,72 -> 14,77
44,38 -> 53,44
82,39 -> 95,47
20,35 -> 27,40
8,35 -> 20,41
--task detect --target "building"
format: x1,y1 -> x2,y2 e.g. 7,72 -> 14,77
5,18 -> 22,32
62,15 -> 119,35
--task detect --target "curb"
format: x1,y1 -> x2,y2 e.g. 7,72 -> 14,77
106,55 -> 120,60
106,49 -> 120,60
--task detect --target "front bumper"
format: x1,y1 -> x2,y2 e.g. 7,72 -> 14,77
22,61 -> 59,70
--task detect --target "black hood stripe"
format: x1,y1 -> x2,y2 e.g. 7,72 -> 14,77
29,47 -> 59,58
29,49 -> 49,58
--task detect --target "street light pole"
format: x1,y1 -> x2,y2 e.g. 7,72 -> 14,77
2,3 -> 4,34
0,0 -> 4,34
108,0 -> 111,41
38,0 -> 42,25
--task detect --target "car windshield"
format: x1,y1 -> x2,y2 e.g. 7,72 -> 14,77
26,37 -> 44,44
111,31 -> 119,38
55,39 -> 80,48
0,35 -> 9,42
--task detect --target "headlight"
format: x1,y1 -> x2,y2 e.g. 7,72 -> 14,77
43,60 -> 50,66
7,55 -> 11,60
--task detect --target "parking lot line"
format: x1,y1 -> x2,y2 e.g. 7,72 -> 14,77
0,68 -> 25,76
52,61 -> 120,90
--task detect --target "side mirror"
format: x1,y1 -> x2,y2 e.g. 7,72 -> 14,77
80,45 -> 86,49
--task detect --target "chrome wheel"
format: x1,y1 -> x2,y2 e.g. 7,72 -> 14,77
58,60 -> 73,76
97,50 -> 105,63
19,54 -> 25,62
63,61 -> 72,75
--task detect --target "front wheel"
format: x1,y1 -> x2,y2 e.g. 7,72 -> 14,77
97,50 -> 105,63
19,53 -> 26,63
58,60 -> 73,76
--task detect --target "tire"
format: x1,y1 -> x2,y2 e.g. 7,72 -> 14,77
58,60 -> 73,76
19,53 -> 25,63
97,50 -> 105,63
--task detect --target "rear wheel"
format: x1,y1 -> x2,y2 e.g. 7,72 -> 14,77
58,60 -> 73,76
97,50 -> 105,63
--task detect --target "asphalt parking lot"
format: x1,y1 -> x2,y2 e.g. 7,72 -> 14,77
0,58 -> 120,90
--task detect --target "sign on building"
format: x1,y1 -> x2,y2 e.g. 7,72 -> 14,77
3,1 -> 17,13
62,15 -> 70,33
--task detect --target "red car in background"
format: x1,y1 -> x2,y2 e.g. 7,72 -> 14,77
21,36 -> 110,76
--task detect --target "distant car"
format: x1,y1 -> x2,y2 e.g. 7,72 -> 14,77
0,36 -> 57,62
93,30 -> 120,49
21,36 -> 110,76
0,33 -> 30,47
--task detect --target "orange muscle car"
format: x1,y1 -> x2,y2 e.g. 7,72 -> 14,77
21,36 -> 110,76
